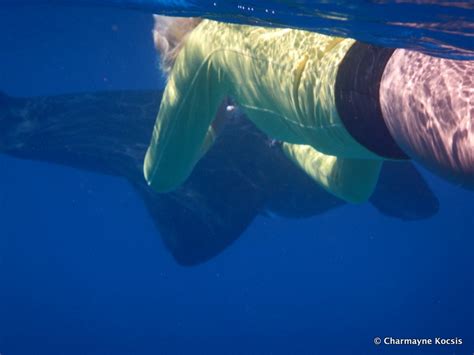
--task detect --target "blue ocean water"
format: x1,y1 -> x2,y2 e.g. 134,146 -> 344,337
0,4 -> 473,355
4,0 -> 474,59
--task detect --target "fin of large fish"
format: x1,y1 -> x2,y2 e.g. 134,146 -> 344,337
264,142 -> 345,218
152,111 -> 273,265
370,161 -> 439,221
132,170 -> 265,266
0,90 -> 159,180
266,150 -> 439,221
0,90 -> 268,265
0,90 -> 439,267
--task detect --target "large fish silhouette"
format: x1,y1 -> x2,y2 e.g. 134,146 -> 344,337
0,90 -> 439,265
4,0 -> 473,59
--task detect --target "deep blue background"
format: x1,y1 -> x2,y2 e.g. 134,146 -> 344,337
0,5 -> 473,355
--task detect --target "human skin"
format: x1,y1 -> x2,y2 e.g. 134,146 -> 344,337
380,49 -> 473,189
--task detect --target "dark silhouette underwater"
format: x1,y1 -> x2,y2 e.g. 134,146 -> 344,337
0,90 -> 439,265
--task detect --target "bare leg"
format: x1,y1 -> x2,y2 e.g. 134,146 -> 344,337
380,49 -> 473,188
